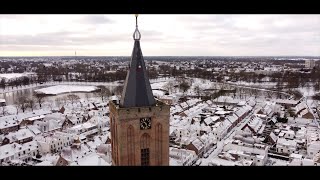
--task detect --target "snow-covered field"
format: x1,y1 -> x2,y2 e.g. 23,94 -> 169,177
152,90 -> 166,98
151,81 -> 168,89
34,85 -> 98,95
0,73 -> 34,80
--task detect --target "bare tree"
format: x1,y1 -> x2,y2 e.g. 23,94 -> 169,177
67,94 -> 80,105
85,93 -> 90,102
14,104 -> 19,115
0,106 -> 7,116
96,85 -> 111,102
251,88 -> 259,98
312,93 -> 320,105
290,90 -> 303,100
179,80 -> 191,95
113,85 -> 124,96
211,83 -> 217,90
27,97 -> 36,112
16,97 -> 29,113
163,81 -> 174,94
55,97 -> 63,108
266,91 -> 273,99
194,85 -> 201,97
58,95 -> 68,105
47,100 -> 54,110
0,78 -> 5,89
34,92 -> 46,108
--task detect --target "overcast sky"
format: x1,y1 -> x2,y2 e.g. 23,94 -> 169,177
0,15 -> 319,56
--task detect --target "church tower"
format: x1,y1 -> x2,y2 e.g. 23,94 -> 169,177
109,15 -> 170,166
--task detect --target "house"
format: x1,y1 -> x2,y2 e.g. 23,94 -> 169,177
295,102 -> 314,119
0,120 -> 19,134
223,139 -> 269,165
66,122 -> 99,138
267,117 -> 277,125
210,155 -> 253,166
36,132 -> 73,154
299,109 -> 314,119
200,133 -> 215,153
185,138 -> 205,157
55,155 -> 70,166
4,128 -> 35,144
274,99 -> 299,108
203,116 -> 220,126
70,152 -> 110,166
241,116 -> 265,135
214,120 -> 231,140
234,105 -> 252,123
159,95 -> 178,105
313,152 -> 320,165
276,138 -> 297,155
226,114 -> 239,129
33,119 -> 62,134
59,106 -> 65,114
71,137 -> 81,149
307,141 -> 320,159
0,141 -> 39,164
62,114 -> 84,129
0,99 -> 6,107
20,115 -> 45,127
169,147 -> 198,166
282,130 -> 295,140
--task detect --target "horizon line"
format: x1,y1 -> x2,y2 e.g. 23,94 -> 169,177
1,55 -> 320,58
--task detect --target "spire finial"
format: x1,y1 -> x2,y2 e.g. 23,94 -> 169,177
133,14 -> 141,40
135,14 -> 138,27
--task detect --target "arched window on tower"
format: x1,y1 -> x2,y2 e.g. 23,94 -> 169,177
155,123 -> 162,165
127,125 -> 135,165
140,133 -> 150,166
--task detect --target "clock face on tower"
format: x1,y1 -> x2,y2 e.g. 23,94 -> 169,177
140,117 -> 151,130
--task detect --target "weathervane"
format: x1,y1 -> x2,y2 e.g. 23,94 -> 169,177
133,14 -> 141,40
135,14 -> 138,27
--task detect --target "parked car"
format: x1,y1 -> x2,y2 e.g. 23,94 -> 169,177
194,159 -> 202,166
208,162 -> 219,166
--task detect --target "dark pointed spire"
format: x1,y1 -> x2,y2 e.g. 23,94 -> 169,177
120,15 -> 156,108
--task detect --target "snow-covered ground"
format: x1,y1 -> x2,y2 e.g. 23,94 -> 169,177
151,81 -> 168,90
34,85 -> 98,95
0,73 -> 34,80
152,90 -> 165,98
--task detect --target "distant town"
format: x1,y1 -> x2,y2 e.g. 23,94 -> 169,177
1,56 -> 320,166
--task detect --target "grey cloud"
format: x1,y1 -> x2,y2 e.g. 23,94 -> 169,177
0,31 -> 128,50
0,15 -> 26,20
1,15 -> 320,56
79,15 -> 114,24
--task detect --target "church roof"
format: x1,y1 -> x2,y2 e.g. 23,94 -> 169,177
120,15 -> 155,108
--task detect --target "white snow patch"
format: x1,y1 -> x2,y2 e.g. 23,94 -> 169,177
0,73 -> 34,80
34,85 -> 98,95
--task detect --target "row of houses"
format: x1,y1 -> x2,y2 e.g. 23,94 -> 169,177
210,139 -> 269,166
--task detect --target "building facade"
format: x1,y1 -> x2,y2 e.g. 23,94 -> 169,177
305,60 -> 315,69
